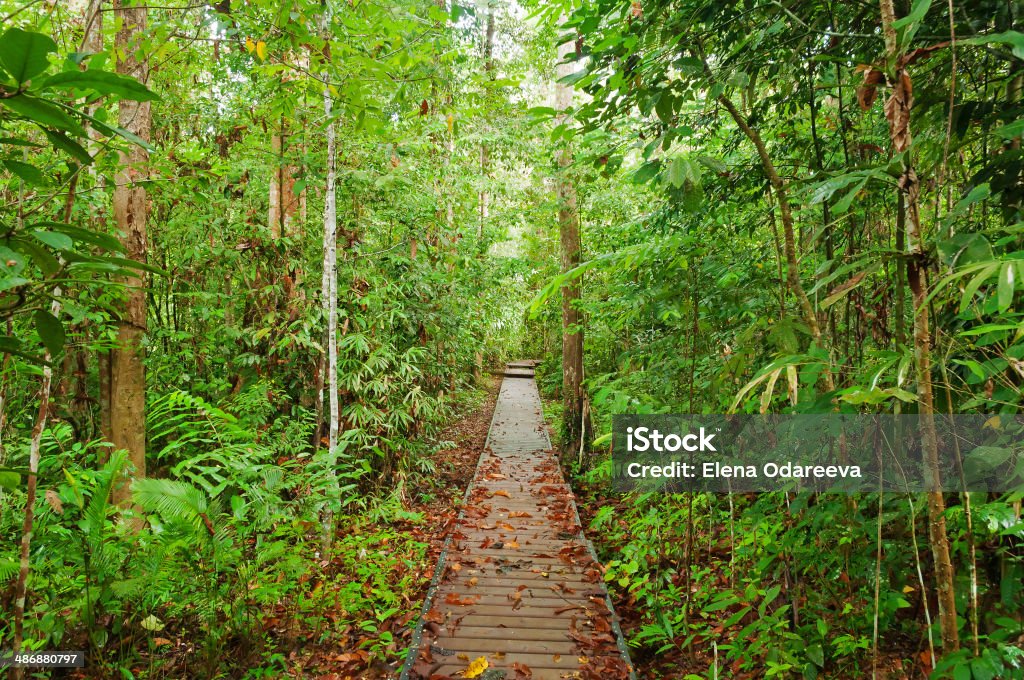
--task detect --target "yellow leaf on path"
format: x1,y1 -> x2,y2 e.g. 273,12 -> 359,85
493,490 -> 510,498
255,40 -> 267,61
464,656 -> 488,678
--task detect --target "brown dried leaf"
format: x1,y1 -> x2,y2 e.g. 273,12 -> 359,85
511,662 -> 533,679
45,489 -> 63,515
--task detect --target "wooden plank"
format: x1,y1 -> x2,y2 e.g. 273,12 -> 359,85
400,365 -> 633,680
430,626 -> 575,642
423,637 -> 577,655
432,603 -> 607,617
428,613 -> 593,630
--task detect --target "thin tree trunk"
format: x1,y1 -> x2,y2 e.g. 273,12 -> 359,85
319,1 -> 340,547
478,2 -> 496,239
716,96 -> 826,360
878,0 -> 959,654
555,32 -> 590,463
110,0 -> 150,507
12,301 -> 59,678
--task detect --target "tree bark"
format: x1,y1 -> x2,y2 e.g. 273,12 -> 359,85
110,0 -> 150,506
12,301 -> 59,679
82,0 -> 113,448
319,2 -> 341,547
879,0 -> 960,654
269,119 -> 299,240
478,2 -> 496,239
555,33 -> 590,463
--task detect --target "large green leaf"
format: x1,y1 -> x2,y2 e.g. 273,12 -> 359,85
39,69 -> 160,102
0,28 -> 57,84
43,129 -> 93,165
962,31 -> 1024,60
2,95 -> 87,136
997,262 -> 1015,312
2,159 -> 46,186
34,309 -> 65,356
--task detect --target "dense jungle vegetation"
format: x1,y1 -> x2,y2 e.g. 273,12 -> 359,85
0,0 -> 1021,678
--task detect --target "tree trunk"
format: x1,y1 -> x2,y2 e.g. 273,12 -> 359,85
478,2 -> 496,239
319,2 -> 341,547
878,0 -> 960,654
555,33 -> 590,463
110,0 -> 150,506
12,301 -> 59,679
83,0 -> 113,448
269,118 -> 300,240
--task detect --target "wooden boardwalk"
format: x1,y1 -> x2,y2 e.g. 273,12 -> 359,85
400,362 -> 635,680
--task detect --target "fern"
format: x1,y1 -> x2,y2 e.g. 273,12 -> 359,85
133,478 -> 209,533
0,556 -> 18,582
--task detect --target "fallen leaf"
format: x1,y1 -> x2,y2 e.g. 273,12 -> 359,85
464,656 -> 488,678
444,593 -> 479,606
511,662 -> 533,679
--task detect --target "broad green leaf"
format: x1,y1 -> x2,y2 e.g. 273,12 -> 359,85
31,229 -> 74,251
961,31 -> 1024,60
3,159 -> 46,185
0,28 -> 57,83
556,69 -> 587,86
997,262 -> 1015,312
832,177 -> 867,213
806,643 -> 824,668
958,323 -> 1019,337
632,161 -> 660,184
959,264 -> 997,313
43,129 -> 93,165
892,0 -> 932,30
994,119 -> 1024,139
34,309 -> 65,356
33,221 -> 122,251
665,156 -> 694,189
39,69 -> 159,102
952,664 -> 971,680
0,137 -> 41,147
2,95 -> 87,136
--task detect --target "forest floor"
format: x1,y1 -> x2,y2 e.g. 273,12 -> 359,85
287,375 -> 501,679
